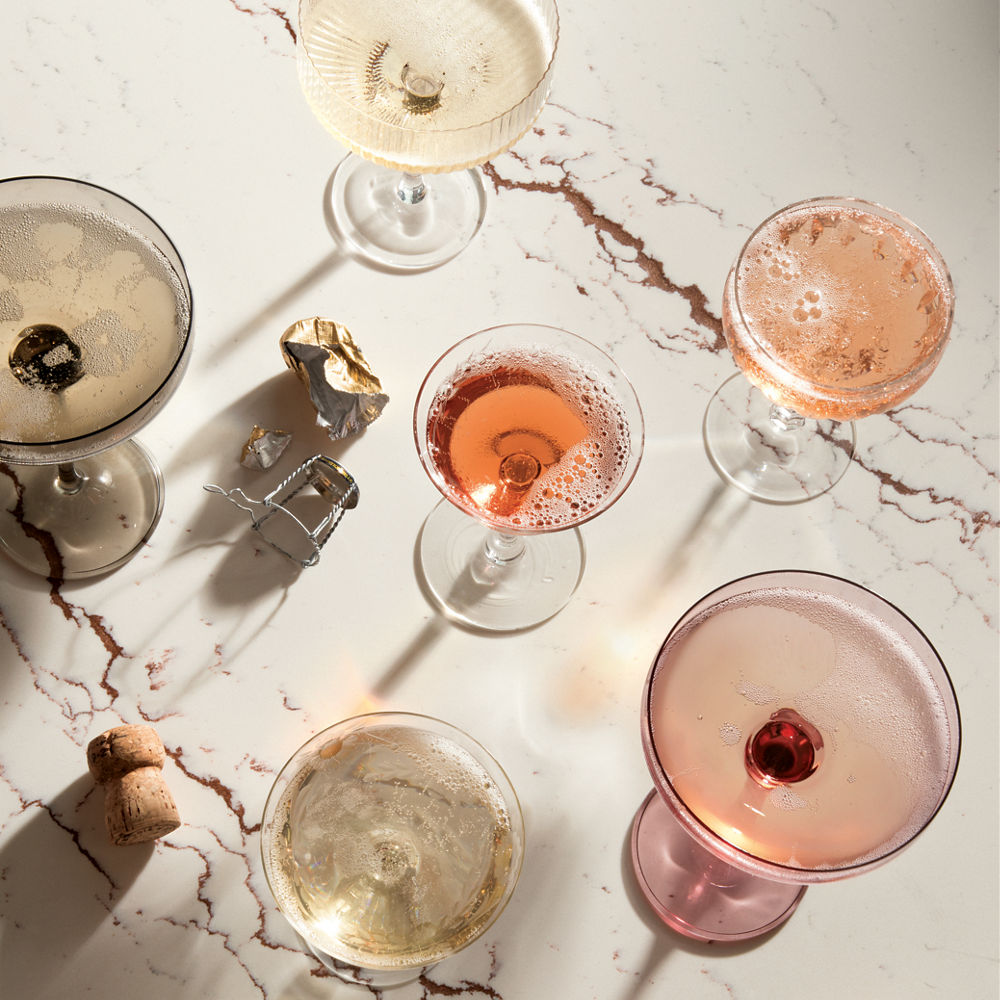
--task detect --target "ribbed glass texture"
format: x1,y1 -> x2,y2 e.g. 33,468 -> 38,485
298,0 -> 559,173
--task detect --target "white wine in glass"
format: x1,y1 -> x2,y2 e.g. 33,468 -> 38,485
0,176 -> 193,579
298,0 -> 558,269
261,713 -> 524,987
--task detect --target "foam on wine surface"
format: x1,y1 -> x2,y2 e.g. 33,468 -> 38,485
0,201 -> 190,444
426,345 -> 631,530
725,204 -> 952,419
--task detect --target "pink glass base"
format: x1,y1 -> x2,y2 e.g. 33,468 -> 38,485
630,790 -> 807,943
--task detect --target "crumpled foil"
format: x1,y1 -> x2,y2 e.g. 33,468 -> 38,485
240,425 -> 292,471
280,318 -> 389,439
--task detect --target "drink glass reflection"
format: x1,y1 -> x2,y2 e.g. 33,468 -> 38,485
630,570 -> 960,942
261,712 -> 524,988
704,197 -> 954,503
413,323 -> 644,631
297,0 -> 558,269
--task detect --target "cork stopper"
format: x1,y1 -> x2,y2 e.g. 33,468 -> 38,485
87,724 -> 181,846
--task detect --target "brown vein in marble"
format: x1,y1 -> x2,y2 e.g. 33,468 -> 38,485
159,830 -> 270,999
482,154 -> 725,350
227,0 -> 296,43
164,746 -> 261,836
0,768 -> 115,893
858,413 -> 999,551
48,589 -> 126,704
0,463 -> 64,579
0,604 -> 106,730
418,944 -> 502,998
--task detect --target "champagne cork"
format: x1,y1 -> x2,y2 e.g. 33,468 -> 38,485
87,724 -> 181,845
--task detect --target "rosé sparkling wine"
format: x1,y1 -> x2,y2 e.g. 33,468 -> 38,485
261,715 -> 524,988
704,197 -> 954,503
724,200 -> 954,421
632,571 -> 960,943
426,348 -> 631,531
414,324 -> 643,631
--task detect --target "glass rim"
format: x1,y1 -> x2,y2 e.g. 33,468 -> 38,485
641,568 -> 962,882
296,0 -> 560,144
0,174 -> 194,452
412,321 -> 645,535
259,710 -> 526,970
730,195 -> 955,401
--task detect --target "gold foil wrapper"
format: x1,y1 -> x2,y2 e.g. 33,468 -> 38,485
280,318 -> 389,439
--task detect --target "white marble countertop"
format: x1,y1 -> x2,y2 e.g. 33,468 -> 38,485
1,1 -> 997,997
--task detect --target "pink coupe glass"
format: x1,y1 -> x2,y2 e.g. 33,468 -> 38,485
631,570 -> 960,942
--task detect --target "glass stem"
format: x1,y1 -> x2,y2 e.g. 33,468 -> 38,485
396,172 -> 427,206
484,531 -> 524,566
56,462 -> 84,495
769,404 -> 805,433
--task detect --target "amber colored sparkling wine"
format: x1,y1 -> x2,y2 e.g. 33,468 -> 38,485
649,586 -> 955,869
725,203 -> 953,420
426,350 -> 630,530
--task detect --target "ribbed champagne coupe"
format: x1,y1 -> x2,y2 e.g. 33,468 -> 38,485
298,0 -> 558,269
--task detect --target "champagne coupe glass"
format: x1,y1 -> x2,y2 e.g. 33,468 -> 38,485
630,570 -> 960,943
0,176 -> 193,580
261,712 -> 525,989
297,0 -> 558,270
704,197 -> 954,503
413,323 -> 644,631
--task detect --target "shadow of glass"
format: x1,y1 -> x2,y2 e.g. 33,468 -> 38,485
0,775 -> 153,997
203,251 -> 346,366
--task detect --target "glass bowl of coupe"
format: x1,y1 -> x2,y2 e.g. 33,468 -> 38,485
297,0 -> 558,269
0,175 -> 193,579
630,570 -> 960,942
413,323 -> 644,631
703,197 -> 953,503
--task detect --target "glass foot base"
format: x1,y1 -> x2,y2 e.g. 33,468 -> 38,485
703,374 -> 856,504
0,439 -> 165,579
418,500 -> 584,632
630,790 -> 806,943
330,156 -> 487,270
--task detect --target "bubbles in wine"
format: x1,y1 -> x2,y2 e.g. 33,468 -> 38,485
263,725 -> 518,969
0,201 -> 190,445
649,585 -> 956,869
426,345 -> 632,531
725,202 -> 953,420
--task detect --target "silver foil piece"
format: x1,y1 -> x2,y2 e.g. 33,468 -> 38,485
204,455 -> 359,568
240,425 -> 292,471
280,318 -> 389,439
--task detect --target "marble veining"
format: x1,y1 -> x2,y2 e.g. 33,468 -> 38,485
0,1 -> 997,998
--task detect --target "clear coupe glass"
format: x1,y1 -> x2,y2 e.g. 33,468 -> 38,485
630,570 -> 960,942
414,323 -> 644,631
0,175 -> 193,579
704,197 -> 954,503
261,712 -> 525,988
297,0 -> 558,270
